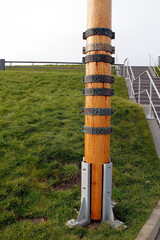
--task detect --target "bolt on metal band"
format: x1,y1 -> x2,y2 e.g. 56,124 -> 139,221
83,54 -> 115,65
82,126 -> 114,135
82,75 -> 114,84
82,108 -> 114,116
83,43 -> 115,54
83,28 -> 115,40
82,88 -> 114,96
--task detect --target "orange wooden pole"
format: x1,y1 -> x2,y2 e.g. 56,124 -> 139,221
84,0 -> 113,220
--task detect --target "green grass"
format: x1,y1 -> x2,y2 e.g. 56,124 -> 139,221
0,69 -> 160,240
5,64 -> 85,74
155,66 -> 160,77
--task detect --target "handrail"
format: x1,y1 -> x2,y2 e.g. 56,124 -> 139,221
124,58 -> 135,98
129,65 -> 135,82
135,89 -> 160,125
135,70 -> 160,100
128,63 -> 136,94
123,58 -> 128,77
5,60 -> 85,71
5,60 -> 83,65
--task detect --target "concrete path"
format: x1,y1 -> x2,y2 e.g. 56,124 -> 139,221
135,201 -> 160,240
156,230 -> 160,240
147,118 -> 160,158
142,105 -> 160,158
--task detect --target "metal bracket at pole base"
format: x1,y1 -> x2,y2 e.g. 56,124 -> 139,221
66,160 -> 127,229
66,161 -> 91,227
102,163 -> 127,229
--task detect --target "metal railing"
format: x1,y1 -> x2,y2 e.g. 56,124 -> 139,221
124,59 -> 135,98
149,54 -> 160,78
5,60 -> 85,71
123,58 -> 128,77
124,59 -> 160,125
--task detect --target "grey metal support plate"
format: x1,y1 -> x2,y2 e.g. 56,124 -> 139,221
102,162 -> 127,229
66,161 -> 91,227
102,162 -> 114,222
78,161 -> 91,223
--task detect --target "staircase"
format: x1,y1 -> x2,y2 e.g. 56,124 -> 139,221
119,63 -> 160,158
130,66 -> 160,120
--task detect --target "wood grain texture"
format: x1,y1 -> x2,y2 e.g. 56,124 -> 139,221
85,0 -> 112,220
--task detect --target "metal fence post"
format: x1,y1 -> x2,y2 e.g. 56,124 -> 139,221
0,59 -> 5,71
138,77 -> 141,104
148,81 -> 153,119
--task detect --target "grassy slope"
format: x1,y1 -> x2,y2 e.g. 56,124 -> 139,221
0,69 -> 160,240
155,66 -> 160,77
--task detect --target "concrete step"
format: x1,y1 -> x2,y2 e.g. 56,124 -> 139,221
133,82 -> 160,86
155,107 -> 160,111
135,96 -> 160,99
134,87 -> 158,92
134,83 -> 159,86
135,97 -> 160,105
130,66 -> 149,78
134,92 -> 160,97
133,85 -> 160,89
135,97 -> 160,100
134,92 -> 160,98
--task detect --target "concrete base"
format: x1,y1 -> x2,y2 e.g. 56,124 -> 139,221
135,201 -> 160,240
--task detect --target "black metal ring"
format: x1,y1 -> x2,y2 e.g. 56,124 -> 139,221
83,28 -> 115,40
82,75 -> 114,84
82,108 -> 114,116
82,126 -> 113,135
83,54 -> 115,65
82,88 -> 114,96
83,43 -> 115,54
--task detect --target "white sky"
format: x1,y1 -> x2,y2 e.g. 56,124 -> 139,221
0,0 -> 160,66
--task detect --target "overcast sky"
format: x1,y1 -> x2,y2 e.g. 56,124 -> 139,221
1,0 -> 160,66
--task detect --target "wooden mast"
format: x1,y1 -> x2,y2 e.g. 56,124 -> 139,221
84,0 -> 113,220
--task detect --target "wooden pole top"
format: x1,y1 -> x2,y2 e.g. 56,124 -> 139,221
87,0 -> 112,29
